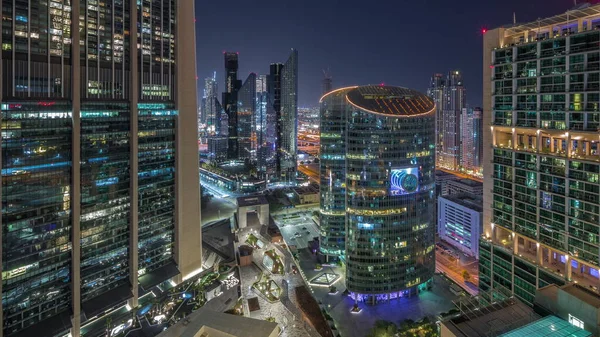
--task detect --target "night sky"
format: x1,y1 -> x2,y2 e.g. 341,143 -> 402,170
195,0 -> 573,108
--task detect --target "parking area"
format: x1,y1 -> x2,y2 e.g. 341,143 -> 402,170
273,211 -> 319,249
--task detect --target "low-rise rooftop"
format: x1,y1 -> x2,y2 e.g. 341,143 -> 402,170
499,315 -> 591,337
442,298 -> 540,337
237,195 -> 269,207
155,306 -> 279,337
440,193 -> 483,212
293,185 -> 319,195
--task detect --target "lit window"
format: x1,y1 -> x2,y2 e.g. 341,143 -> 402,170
569,314 -> 584,329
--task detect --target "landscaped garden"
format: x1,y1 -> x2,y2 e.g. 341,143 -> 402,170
262,249 -> 284,275
245,233 -> 265,249
251,273 -> 281,302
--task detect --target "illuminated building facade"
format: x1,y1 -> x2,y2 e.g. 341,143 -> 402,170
441,71 -> 467,171
223,52 -> 242,160
319,85 -> 436,302
481,3 -> 600,306
437,194 -> 483,258
238,73 -> 256,160
427,73 -> 445,167
267,49 -> 298,183
0,0 -> 202,336
203,72 -> 218,130
255,75 -> 269,173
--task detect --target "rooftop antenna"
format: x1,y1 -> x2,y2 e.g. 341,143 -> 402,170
513,12 -> 516,25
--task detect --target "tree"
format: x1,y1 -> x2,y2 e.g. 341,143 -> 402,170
366,320 -> 397,337
105,317 -> 112,336
462,270 -> 471,282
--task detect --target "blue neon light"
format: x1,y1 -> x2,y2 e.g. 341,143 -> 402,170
96,177 -> 119,186
2,161 -> 70,175
88,156 -> 109,163
358,223 -> 374,230
390,167 -> 419,195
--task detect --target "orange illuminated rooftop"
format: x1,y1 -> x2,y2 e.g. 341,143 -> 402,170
346,85 -> 434,117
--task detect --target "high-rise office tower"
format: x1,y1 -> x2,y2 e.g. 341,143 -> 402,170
223,52 -> 242,160
268,63 -> 283,177
280,49 -> 299,183
320,85 -> 436,303
255,75 -> 269,172
208,99 -> 229,161
460,107 -> 474,170
481,4 -> 600,305
268,49 -> 298,183
440,71 -> 467,171
0,0 -> 202,336
322,69 -> 333,95
203,72 -> 218,132
238,73 -> 256,160
428,73 -> 445,167
473,107 -> 483,169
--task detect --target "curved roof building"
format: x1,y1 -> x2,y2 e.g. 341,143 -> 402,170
319,85 -> 436,302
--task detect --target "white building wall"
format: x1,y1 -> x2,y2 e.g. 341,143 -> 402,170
438,197 -> 483,258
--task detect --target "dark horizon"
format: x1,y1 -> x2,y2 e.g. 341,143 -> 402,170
195,0 -> 574,108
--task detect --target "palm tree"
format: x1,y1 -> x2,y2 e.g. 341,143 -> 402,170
105,317 -> 112,336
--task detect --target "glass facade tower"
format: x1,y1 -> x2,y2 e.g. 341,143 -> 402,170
320,85 -> 436,303
238,73 -> 256,160
482,4 -> 600,306
266,50 -> 298,184
0,0 -> 202,336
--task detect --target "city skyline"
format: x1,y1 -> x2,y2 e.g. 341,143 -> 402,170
195,0 -> 572,107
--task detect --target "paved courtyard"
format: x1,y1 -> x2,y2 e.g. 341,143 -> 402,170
292,246 -> 461,337
201,197 -> 237,226
237,226 -> 316,337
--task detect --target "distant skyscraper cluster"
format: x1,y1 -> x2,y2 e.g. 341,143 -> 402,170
427,72 -> 482,175
205,50 -> 298,183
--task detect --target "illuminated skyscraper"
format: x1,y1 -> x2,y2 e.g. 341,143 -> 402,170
222,52 -> 242,160
279,49 -> 299,183
482,4 -> 600,306
0,0 -> 202,335
266,49 -> 298,183
322,69 -> 333,95
203,72 -> 218,131
238,73 -> 256,160
256,75 -> 269,172
427,73 -> 445,166
320,85 -> 436,303
441,71 -> 467,171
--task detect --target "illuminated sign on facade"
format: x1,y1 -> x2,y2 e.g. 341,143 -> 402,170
390,167 -> 419,195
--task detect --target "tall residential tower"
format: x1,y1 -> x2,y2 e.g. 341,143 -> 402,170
428,73 -> 445,167
0,0 -> 202,336
481,3 -> 600,306
441,71 -> 467,171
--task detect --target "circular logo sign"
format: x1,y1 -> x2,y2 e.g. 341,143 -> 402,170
401,173 -> 418,192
